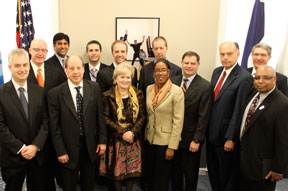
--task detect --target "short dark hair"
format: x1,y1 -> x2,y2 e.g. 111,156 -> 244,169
153,58 -> 171,70
53,32 -> 70,45
152,36 -> 168,48
182,51 -> 200,62
86,40 -> 102,52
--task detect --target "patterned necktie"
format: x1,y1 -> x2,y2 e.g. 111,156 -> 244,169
75,86 -> 84,136
182,78 -> 189,93
214,71 -> 226,100
37,68 -> 44,87
19,87 -> 29,119
90,68 -> 97,82
241,94 -> 260,137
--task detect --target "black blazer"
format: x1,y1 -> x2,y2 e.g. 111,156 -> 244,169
247,67 -> 288,96
208,64 -> 254,145
45,54 -> 67,83
97,64 -> 138,92
28,62 -> 64,95
139,60 -> 182,97
237,89 -> 288,180
171,74 -> 213,148
83,62 -> 108,81
48,80 -> 107,169
0,81 -> 48,167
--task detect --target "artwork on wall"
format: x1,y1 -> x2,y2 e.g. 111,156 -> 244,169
116,17 -> 160,61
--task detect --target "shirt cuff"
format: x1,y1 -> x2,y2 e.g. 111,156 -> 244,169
17,144 -> 26,154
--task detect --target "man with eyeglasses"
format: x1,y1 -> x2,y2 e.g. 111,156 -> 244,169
247,43 -> 288,96
207,42 -> 254,191
28,39 -> 64,190
237,65 -> 288,191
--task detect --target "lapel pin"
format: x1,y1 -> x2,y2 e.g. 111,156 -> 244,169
259,105 -> 265,110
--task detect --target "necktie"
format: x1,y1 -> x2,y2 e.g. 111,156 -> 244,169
90,68 -> 97,82
19,87 -> 29,119
241,94 -> 260,138
182,78 -> 189,93
62,59 -> 65,68
75,86 -> 84,136
214,71 -> 226,100
37,68 -> 44,87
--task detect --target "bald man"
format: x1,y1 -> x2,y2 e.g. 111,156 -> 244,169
237,66 -> 288,191
207,42 -> 254,191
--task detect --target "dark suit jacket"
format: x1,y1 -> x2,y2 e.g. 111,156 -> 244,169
208,64 -> 254,145
237,89 -> 288,180
48,80 -> 107,169
97,64 -> 138,92
45,54 -> 67,83
0,81 -> 48,167
139,60 -> 182,97
247,67 -> 288,96
28,62 -> 64,95
171,74 -> 213,148
83,62 -> 107,81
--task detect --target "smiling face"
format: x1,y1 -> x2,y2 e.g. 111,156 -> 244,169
65,56 -> 84,86
115,70 -> 132,90
29,39 -> 48,66
53,39 -> 69,58
112,42 -> 127,65
254,65 -> 276,93
154,61 -> 170,86
252,47 -> 271,69
9,53 -> 30,85
86,43 -> 102,64
181,55 -> 200,78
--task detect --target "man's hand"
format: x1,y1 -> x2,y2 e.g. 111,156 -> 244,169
265,171 -> 283,182
21,145 -> 38,160
224,140 -> 234,151
58,154 -> 69,164
96,144 -> 107,155
189,141 -> 200,152
165,148 -> 174,160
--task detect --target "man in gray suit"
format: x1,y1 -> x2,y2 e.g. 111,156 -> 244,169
207,42 -> 254,191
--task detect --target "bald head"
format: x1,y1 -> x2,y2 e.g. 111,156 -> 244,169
29,39 -> 48,66
254,65 -> 276,93
219,41 -> 240,69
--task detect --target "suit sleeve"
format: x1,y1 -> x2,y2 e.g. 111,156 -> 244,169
95,85 -> 107,144
97,70 -> 107,92
138,68 -> 146,97
168,88 -> 185,150
225,75 -> 254,141
277,76 -> 288,96
193,85 -> 214,143
132,68 -> 138,88
131,90 -> 146,138
48,89 -> 68,157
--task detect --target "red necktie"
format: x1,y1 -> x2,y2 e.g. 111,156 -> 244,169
182,78 -> 188,93
214,71 -> 226,100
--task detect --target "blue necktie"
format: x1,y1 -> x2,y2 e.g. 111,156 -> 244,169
19,87 -> 28,119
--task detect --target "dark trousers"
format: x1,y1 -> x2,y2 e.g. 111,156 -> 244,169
61,137 -> 95,191
239,174 -> 276,191
172,148 -> 201,191
131,53 -> 140,66
206,141 -> 239,191
147,144 -> 173,191
1,158 -> 44,191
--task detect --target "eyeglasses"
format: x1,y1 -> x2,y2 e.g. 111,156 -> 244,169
154,70 -> 168,74
254,76 -> 275,81
31,48 -> 48,53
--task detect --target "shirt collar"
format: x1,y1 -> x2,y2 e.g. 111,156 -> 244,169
12,78 -> 28,92
30,60 -> 44,72
182,73 -> 196,83
67,79 -> 83,92
89,62 -> 101,71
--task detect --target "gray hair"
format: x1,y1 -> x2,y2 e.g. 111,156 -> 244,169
8,48 -> 29,66
252,43 -> 272,56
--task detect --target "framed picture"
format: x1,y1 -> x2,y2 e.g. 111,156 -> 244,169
115,17 -> 160,61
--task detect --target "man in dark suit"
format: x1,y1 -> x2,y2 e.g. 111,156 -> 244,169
97,40 -> 137,92
48,55 -> 107,191
83,40 -> 107,82
28,39 -> 64,190
171,51 -> 213,191
0,49 -> 48,191
247,43 -> 288,96
207,42 -> 254,191
138,36 -> 182,97
238,65 -> 288,191
45,32 -> 70,83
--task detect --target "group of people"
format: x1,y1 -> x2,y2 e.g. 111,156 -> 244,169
0,32 -> 288,191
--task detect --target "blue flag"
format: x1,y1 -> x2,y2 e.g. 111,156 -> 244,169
0,52 -> 4,85
241,0 -> 265,68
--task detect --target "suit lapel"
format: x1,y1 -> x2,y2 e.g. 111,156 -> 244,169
84,64 -> 91,80
6,81 -> 29,123
153,90 -> 171,110
27,83 -> 38,129
61,82 -> 78,120
82,80 -> 91,115
215,65 -> 239,101
28,65 -> 38,84
185,75 -> 200,98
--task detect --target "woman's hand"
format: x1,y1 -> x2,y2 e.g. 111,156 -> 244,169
165,148 -> 174,160
122,131 -> 134,143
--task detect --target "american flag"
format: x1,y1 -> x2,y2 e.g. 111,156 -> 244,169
16,0 -> 35,51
